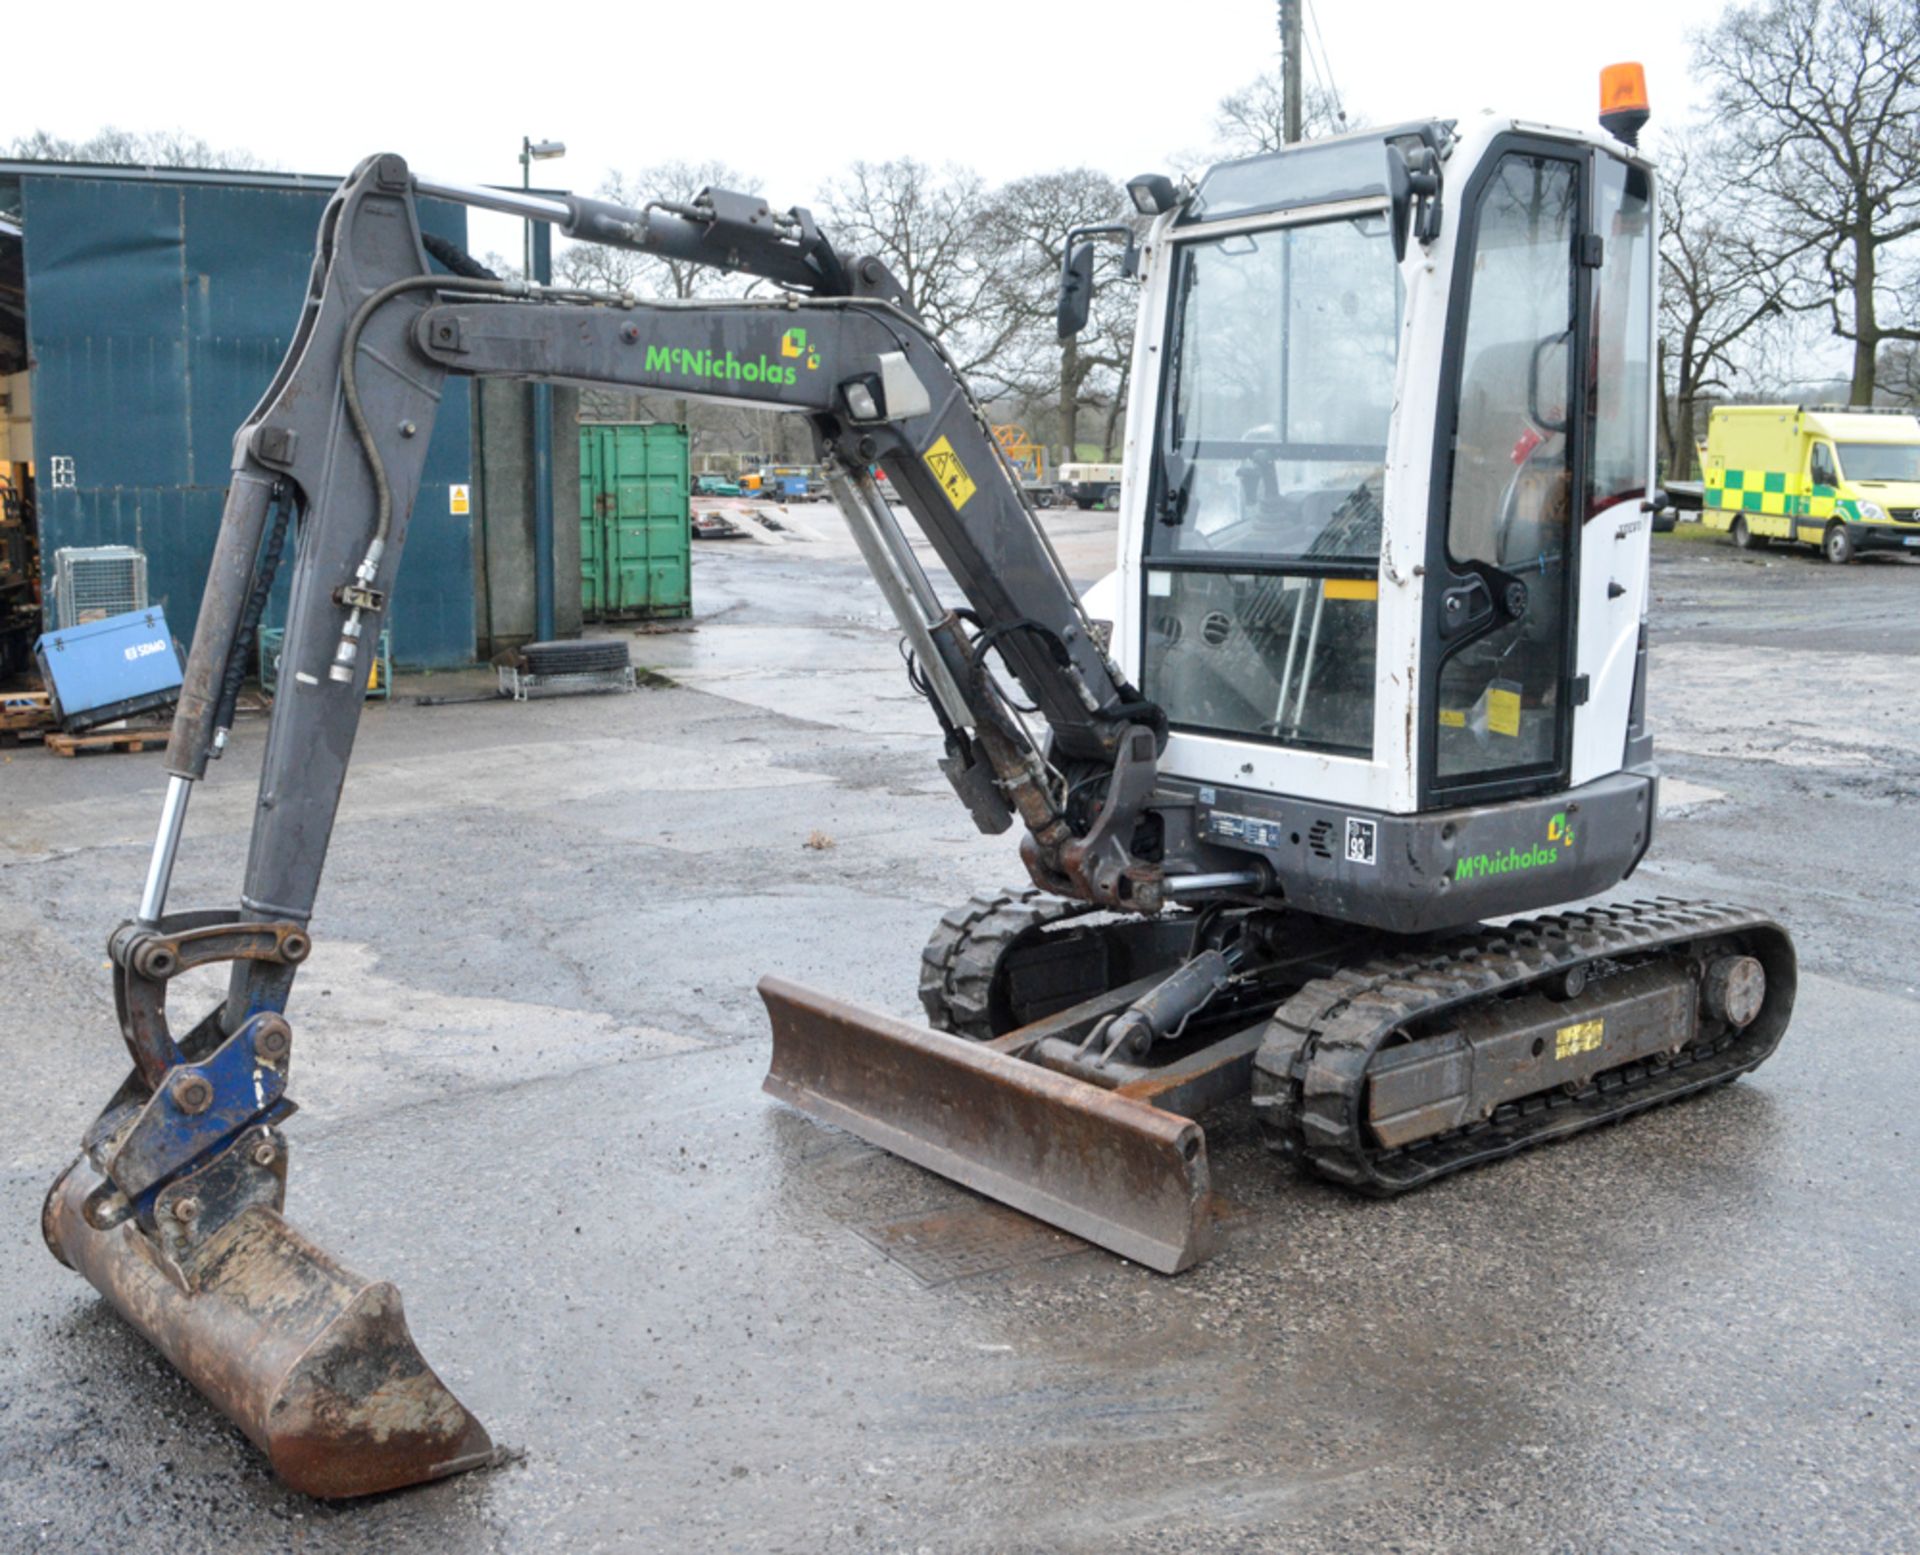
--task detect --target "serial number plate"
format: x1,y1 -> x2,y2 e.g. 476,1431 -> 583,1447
1207,812 -> 1285,850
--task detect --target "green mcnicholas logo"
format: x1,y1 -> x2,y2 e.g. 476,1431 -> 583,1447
1453,811 -> 1576,882
643,327 -> 819,387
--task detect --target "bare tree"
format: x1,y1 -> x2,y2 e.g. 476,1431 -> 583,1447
7,127 -> 264,170
1212,73 -> 1354,157
1877,336 -> 1920,401
983,170 -> 1139,460
1693,0 -> 1920,403
817,159 -> 1021,381
1657,134 -> 1791,477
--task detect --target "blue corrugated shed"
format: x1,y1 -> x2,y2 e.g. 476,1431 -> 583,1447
13,166 -> 475,669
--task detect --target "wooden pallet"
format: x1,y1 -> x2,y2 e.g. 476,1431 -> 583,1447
2,689 -> 51,722
0,691 -> 53,745
45,726 -> 170,758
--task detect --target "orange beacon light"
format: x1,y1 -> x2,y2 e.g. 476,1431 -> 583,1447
1600,63 -> 1651,147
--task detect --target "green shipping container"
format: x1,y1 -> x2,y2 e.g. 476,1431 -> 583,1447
580,423 -> 692,620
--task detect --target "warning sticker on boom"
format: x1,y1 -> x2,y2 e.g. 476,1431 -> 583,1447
923,436 -> 977,510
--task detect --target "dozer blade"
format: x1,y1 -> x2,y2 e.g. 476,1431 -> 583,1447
759,975 -> 1216,1273
44,1158 -> 492,1499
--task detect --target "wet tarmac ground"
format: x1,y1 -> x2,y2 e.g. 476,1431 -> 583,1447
2,514 -> 1916,1553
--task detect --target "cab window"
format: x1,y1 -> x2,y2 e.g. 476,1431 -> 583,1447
1586,160 -> 1653,516
1810,443 -> 1838,488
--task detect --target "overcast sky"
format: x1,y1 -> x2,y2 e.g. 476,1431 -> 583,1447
11,0 -> 1735,262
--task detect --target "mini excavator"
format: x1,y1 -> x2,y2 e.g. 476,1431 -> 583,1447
45,66 -> 1793,1497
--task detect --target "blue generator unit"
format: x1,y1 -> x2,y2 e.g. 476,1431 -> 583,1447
35,607 -> 184,732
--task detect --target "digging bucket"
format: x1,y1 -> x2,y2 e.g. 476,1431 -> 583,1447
759,975 -> 1216,1273
44,1158 -> 493,1498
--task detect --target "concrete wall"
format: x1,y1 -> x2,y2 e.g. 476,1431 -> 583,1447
473,381 -> 582,654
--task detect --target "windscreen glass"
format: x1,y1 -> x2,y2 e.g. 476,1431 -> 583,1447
1186,139 -> 1391,222
1140,571 -> 1378,756
1141,209 -> 1398,758
1150,211 -> 1401,562
1837,442 -> 1920,482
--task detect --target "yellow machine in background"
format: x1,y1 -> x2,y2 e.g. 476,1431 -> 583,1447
992,424 -> 1055,508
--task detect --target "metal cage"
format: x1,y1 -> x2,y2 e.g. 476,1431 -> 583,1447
52,546 -> 148,628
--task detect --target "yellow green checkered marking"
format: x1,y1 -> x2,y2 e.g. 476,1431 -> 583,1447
1705,467 -> 1851,523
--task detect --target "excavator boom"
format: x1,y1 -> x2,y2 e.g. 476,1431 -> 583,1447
48,152 -> 1173,1496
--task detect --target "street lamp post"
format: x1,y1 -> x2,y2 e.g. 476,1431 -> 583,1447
520,137 -> 565,279
520,136 -> 565,642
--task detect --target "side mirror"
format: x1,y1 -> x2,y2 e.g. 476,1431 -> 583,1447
1387,147 -> 1413,262
1057,243 -> 1096,340
1385,141 -> 1443,261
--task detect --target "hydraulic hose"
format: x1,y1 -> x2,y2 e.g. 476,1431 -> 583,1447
208,482 -> 292,753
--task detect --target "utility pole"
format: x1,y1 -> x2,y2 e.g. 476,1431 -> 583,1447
1280,0 -> 1303,144
519,136 -> 565,642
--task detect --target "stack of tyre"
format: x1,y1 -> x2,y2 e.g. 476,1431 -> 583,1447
514,639 -> 632,675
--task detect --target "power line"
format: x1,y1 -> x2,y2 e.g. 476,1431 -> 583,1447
1304,0 -> 1348,127
1302,26 -> 1329,104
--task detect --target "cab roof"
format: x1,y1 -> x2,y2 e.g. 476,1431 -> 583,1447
1803,409 -> 1920,443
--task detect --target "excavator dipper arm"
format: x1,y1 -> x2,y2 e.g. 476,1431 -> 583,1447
47,152 -> 1168,1498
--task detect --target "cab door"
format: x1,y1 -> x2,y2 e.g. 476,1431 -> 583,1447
1422,140 -> 1591,805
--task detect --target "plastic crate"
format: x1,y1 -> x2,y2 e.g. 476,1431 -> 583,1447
259,626 -> 391,699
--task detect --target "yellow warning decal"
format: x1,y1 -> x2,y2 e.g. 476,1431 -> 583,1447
1555,1019 -> 1604,1060
1486,684 -> 1522,739
1439,709 -> 1467,729
1323,577 -> 1379,602
923,435 -> 976,511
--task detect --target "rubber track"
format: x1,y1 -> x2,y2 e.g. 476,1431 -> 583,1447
1250,898 -> 1794,1196
918,888 -> 1092,1040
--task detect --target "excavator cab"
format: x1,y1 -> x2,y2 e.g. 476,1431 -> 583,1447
1100,117 -> 1661,917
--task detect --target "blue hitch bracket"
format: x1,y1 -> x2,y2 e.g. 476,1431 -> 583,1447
99,1012 -> 296,1223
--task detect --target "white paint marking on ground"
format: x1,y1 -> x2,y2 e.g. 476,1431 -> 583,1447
1659,778 -> 1727,815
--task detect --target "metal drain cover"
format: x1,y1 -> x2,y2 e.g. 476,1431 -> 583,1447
856,1203 -> 1088,1284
